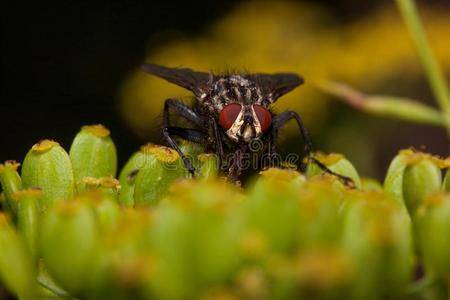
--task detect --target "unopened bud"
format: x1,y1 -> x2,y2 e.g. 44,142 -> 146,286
21,140 -> 74,212
40,201 -> 99,295
341,194 -> 413,299
403,155 -> 442,214
12,189 -> 42,261
247,168 -> 306,252
118,144 -> 157,207
69,124 -> 117,183
0,160 -> 22,216
77,176 -> 121,200
134,145 -> 185,206
443,167 -> 450,192
360,178 -> 383,192
415,193 -> 450,281
385,149 -> 446,215
306,153 -> 361,189
0,213 -> 36,298
77,191 -> 121,233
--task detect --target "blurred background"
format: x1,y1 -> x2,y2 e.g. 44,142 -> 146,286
1,0 -> 449,180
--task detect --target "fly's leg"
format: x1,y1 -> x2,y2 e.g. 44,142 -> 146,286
128,127 -> 208,180
272,111 -> 354,187
165,127 -> 209,144
210,118 -> 225,170
163,99 -> 206,177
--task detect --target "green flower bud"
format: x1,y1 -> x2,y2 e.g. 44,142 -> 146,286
0,213 -> 36,298
341,193 -> 414,299
149,180 -> 243,299
294,248 -> 353,299
0,160 -> 22,216
118,144 -> 157,207
77,176 -> 121,201
296,177 -> 346,248
12,189 -> 42,262
81,191 -> 121,233
21,140 -> 74,212
40,201 -> 99,296
93,197 -> 120,234
257,167 -> 306,190
134,145 -> 185,206
384,150 -> 411,212
360,178 -> 383,192
385,149 -> 446,215
69,124 -> 117,183
403,156 -> 442,214
88,209 -> 153,299
246,168 -> 307,252
306,153 -> 361,189
443,167 -> 450,192
415,193 -> 450,282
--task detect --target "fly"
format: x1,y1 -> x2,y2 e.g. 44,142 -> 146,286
142,64 -> 353,186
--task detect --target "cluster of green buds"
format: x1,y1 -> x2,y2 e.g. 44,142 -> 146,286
0,124 -> 449,300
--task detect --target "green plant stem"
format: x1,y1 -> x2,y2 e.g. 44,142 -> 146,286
395,0 -> 450,135
316,80 -> 445,127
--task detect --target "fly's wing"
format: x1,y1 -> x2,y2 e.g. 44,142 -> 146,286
248,73 -> 304,103
141,63 -> 213,97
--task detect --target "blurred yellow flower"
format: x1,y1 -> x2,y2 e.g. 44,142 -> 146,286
119,1 -> 450,138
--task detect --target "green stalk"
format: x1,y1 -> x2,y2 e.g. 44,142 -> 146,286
0,214 -> 37,299
0,161 -> 23,216
14,189 -> 42,262
395,0 -> 450,135
316,81 -> 445,127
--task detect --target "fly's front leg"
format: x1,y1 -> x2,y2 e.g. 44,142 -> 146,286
272,111 -> 313,154
163,99 -> 207,177
164,99 -> 205,126
272,111 -> 354,187
210,118 -> 224,169
165,127 -> 209,144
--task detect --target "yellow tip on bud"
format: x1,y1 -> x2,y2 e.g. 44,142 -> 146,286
82,124 -> 111,138
141,144 -> 179,162
0,161 -> 21,173
31,140 -> 59,153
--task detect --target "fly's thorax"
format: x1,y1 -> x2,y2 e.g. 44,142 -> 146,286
206,75 -> 265,111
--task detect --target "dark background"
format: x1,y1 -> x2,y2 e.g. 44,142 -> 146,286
1,0 -> 386,168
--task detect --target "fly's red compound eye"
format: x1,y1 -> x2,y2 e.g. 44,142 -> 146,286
219,103 -> 242,130
253,105 -> 272,132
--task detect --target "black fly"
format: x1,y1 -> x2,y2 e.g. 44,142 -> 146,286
142,64 -> 353,186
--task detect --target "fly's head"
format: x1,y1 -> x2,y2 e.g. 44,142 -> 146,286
208,75 -> 272,143
141,64 -> 304,144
